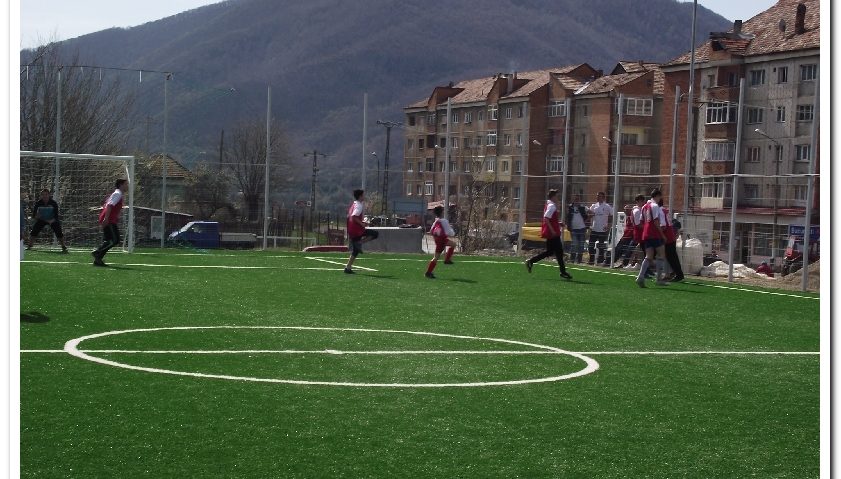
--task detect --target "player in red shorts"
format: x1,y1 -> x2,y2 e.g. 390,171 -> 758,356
524,189 -> 572,280
635,189 -> 668,287
344,189 -> 379,274
425,205 -> 456,279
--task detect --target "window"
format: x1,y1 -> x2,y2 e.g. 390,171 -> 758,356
580,134 -> 586,147
464,111 -> 473,123
427,114 -> 436,125
777,66 -> 788,84
518,104 -> 525,118
727,72 -> 738,86
797,105 -> 814,122
749,69 -> 766,86
774,145 -> 784,163
706,101 -> 737,124
516,133 -> 523,147
743,184 -> 759,199
504,134 -> 511,146
800,64 -> 817,81
501,161 -> 509,173
407,161 -> 414,172
463,160 -> 470,173
406,184 -> 412,196
514,160 -> 522,173
452,137 -> 459,149
424,181 -> 433,196
426,159 -> 434,171
438,161 -> 445,172
795,144 -> 811,162
487,131 -> 497,146
746,107 -> 764,124
513,186 -> 521,208
504,106 -> 512,119
451,112 -> 459,123
702,179 -> 727,198
417,161 -> 423,172
612,157 -> 651,174
776,106 -> 786,123
623,97 -> 653,116
450,161 -> 457,172
478,110 -> 485,121
418,139 -> 425,150
746,146 -> 761,163
485,156 -> 496,172
463,137 -> 471,148
548,156 -> 564,172
408,115 -> 416,126
438,138 -> 446,148
488,104 -> 498,120
704,142 -> 736,162
440,113 -> 447,124
416,184 -> 423,195
621,133 -> 639,145
793,185 -> 808,201
476,135 -> 483,147
407,139 -> 415,150
549,101 -> 566,117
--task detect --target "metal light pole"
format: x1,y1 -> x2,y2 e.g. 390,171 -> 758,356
160,73 -> 171,248
756,128 -> 780,271
801,77 -> 818,291
682,0 -> 699,256
561,98 -> 572,215
611,94 -> 624,266
262,85 -> 271,250
444,98 -> 452,220
362,93 -> 368,190
727,78 -> 746,283
667,85 -> 680,211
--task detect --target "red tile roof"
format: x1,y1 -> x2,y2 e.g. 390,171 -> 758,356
613,61 -> 665,95
148,154 -> 193,179
575,72 -> 647,95
664,0 -> 819,66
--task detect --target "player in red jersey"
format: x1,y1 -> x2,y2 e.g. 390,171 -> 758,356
635,189 -> 668,287
344,189 -> 379,274
91,178 -> 128,267
525,189 -> 572,280
425,205 -> 456,279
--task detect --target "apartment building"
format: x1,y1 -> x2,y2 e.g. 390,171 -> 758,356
403,64 -> 598,224
659,0 -> 819,263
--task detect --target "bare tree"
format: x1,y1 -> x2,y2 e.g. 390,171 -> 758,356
225,118 -> 291,222
20,43 -> 136,154
456,155 -> 513,254
183,161 -> 234,219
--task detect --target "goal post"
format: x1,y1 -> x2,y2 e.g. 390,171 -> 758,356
20,151 -> 136,253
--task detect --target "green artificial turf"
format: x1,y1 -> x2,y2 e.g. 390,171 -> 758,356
20,249 -> 820,478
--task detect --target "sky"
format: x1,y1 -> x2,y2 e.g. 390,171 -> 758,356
18,0 -> 778,49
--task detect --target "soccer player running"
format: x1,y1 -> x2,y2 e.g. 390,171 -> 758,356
635,189 -> 668,287
344,189 -> 379,274
28,188 -> 68,253
92,179 -> 128,267
425,205 -> 456,279
525,189 -> 572,280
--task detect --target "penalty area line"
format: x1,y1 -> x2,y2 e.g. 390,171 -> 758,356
20,349 -> 819,355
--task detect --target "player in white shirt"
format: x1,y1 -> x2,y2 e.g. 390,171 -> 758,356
344,189 -> 379,274
425,205 -> 457,279
587,191 -> 613,266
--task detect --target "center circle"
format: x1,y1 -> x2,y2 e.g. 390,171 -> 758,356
63,326 -> 600,387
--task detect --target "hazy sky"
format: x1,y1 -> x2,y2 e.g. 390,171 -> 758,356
19,0 -> 779,49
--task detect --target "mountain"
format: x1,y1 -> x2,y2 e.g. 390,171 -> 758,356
22,0 -> 731,207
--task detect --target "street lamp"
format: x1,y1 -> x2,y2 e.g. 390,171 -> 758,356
755,128 -> 780,271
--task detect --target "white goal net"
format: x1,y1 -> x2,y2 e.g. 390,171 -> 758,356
20,151 -> 135,252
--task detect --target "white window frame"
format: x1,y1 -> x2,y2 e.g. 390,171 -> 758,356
746,146 -> 761,163
795,144 -> 811,162
549,101 -> 567,117
416,184 -> 423,196
504,106 -> 512,120
620,133 -> 639,145
610,156 -> 651,174
464,111 -> 473,123
427,113 -> 436,125
623,97 -> 653,116
503,134 -> 511,146
426,159 -> 434,172
776,106 -> 786,123
501,160 -> 509,173
514,160 -> 522,173
451,112 -> 459,123
463,160 -> 471,173
424,181 -> 433,196
702,179 -> 727,198
487,131 -> 497,146
452,137 -> 459,149
548,156 -> 564,173
704,142 -> 736,162
777,66 -> 788,84
488,104 -> 498,120
800,64 -> 817,81
797,105 -> 814,122
518,104 -> 525,118
793,185 -> 808,201
749,69 -> 766,86
706,101 -> 737,124
516,133 -> 523,147
485,156 -> 496,172
406,183 -> 413,196
407,161 -> 414,172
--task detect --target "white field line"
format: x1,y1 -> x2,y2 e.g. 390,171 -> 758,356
22,260 -> 348,272
305,256 -> 377,271
20,349 -> 819,355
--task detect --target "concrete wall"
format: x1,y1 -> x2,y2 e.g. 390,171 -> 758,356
362,227 -> 424,253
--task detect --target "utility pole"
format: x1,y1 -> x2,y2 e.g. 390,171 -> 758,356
304,150 -> 327,230
376,120 -> 402,216
219,129 -> 225,166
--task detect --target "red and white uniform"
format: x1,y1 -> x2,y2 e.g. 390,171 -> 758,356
540,200 -> 561,239
99,189 -> 124,225
640,199 -> 663,241
431,217 -> 455,250
632,205 -> 643,243
347,200 -> 365,238
621,213 -> 634,239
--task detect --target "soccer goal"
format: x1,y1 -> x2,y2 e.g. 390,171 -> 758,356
20,151 -> 135,253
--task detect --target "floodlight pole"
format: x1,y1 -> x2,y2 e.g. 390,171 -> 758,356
727,78 -> 746,283
610,93 -> 624,267
801,77 -> 818,291
54,67 -> 62,205
263,85 -> 271,250
160,73 -> 170,248
682,0 -> 698,259
362,93 -> 367,190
